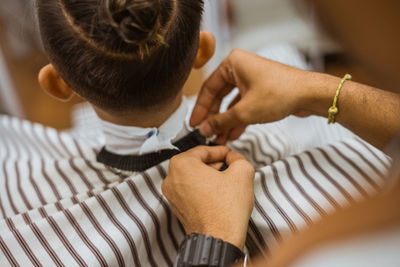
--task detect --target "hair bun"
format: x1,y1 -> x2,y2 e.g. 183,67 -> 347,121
104,0 -> 164,48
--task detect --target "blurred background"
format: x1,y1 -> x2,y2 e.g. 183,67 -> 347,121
0,0 -> 373,130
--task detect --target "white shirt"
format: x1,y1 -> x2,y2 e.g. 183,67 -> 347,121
100,97 -> 193,155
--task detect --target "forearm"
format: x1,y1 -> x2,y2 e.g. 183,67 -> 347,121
301,72 -> 400,150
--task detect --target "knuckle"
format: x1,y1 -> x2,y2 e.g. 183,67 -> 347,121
169,155 -> 181,166
240,160 -> 255,174
196,146 -> 209,155
194,145 -> 207,151
226,150 -> 240,161
170,154 -> 193,171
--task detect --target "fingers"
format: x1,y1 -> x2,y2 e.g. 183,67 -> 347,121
213,125 -> 246,145
190,61 -> 236,127
185,145 -> 230,163
199,101 -> 246,137
228,125 -> 246,141
228,94 -> 241,110
214,132 -> 229,145
225,150 -> 248,166
208,162 -> 224,170
225,150 -> 255,177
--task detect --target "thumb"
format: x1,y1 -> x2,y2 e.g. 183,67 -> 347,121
224,150 -> 255,178
199,107 -> 242,137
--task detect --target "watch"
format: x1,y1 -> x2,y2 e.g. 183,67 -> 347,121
174,233 -> 245,267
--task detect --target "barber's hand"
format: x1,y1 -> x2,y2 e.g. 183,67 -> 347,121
162,146 -> 255,250
190,49 -> 314,144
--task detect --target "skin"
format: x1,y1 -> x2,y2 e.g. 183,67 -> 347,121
162,146 -> 254,251
190,49 -> 400,150
164,0 -> 400,264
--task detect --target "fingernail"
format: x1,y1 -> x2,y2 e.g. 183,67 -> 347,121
200,122 -> 213,137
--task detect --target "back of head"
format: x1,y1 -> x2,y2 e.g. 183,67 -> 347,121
37,0 -> 204,112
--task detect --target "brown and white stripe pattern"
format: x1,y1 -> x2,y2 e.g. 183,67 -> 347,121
233,124 -> 391,257
0,115 -> 391,265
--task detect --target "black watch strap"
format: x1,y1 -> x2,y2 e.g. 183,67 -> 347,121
174,233 -> 244,267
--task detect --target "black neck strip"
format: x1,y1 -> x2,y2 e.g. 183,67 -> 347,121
96,130 -> 207,172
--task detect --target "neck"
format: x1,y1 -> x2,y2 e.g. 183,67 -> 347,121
94,93 -> 183,128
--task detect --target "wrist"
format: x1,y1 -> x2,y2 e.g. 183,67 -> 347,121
186,215 -> 248,251
199,228 -> 246,252
297,72 -> 342,116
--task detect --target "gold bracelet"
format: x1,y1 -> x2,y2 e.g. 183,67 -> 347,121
328,74 -> 352,124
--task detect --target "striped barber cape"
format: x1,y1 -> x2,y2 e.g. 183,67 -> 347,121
0,114 -> 391,266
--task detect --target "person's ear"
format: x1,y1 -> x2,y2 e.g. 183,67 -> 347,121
38,64 -> 74,101
194,31 -> 216,69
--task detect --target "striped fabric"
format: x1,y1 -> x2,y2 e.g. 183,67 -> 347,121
0,114 -> 391,266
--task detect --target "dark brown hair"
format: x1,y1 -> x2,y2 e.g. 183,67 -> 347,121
37,0 -> 204,112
